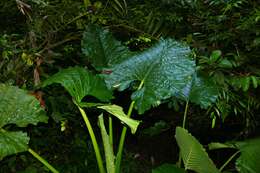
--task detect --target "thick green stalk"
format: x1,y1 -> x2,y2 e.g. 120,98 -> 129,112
28,148 -> 59,173
115,80 -> 144,173
78,106 -> 106,173
177,101 -> 189,167
109,116 -> 113,147
182,101 -> 189,128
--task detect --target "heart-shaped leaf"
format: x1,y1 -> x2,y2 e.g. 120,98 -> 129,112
97,105 -> 141,134
82,25 -> 133,70
104,39 -> 196,114
42,67 -> 113,103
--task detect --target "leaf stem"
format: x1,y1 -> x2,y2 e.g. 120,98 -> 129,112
115,80 -> 144,173
109,116 -> 113,147
28,148 -> 59,173
219,150 -> 240,172
78,106 -> 106,173
182,101 -> 189,128
177,101 -> 189,167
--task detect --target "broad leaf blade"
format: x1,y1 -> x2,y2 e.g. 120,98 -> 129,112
98,105 -> 141,134
152,163 -> 186,173
82,25 -> 133,69
178,74 -> 219,108
98,114 -> 115,173
234,138 -> 260,173
42,67 -> 113,103
0,84 -> 48,128
0,130 -> 29,160
105,39 -> 196,114
175,127 -> 219,173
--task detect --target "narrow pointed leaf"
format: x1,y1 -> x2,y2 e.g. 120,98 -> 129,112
0,84 -> 48,128
175,127 -> 219,173
82,25 -> 133,69
104,39 -> 196,114
0,130 -> 29,160
42,67 -> 113,103
98,105 -> 141,134
98,114 -> 115,173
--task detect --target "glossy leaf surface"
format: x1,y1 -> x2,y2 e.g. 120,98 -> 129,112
178,74 -> 219,108
0,84 -> 47,159
104,39 -> 196,114
0,84 -> 48,128
175,127 -> 219,173
42,67 -> 113,103
82,25 -> 133,69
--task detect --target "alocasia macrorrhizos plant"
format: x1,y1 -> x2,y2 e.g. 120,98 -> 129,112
42,24 -> 219,173
0,83 -> 59,173
42,66 -> 141,173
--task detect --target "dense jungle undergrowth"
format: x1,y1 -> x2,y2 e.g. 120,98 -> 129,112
0,0 -> 260,173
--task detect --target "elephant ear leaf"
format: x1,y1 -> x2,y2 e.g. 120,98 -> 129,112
0,84 -> 48,160
234,138 -> 260,173
104,39 -> 196,114
178,74 -> 219,108
42,67 -> 113,103
175,127 -> 220,173
82,24 -> 133,70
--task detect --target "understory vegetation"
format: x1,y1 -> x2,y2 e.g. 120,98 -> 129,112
0,0 -> 260,173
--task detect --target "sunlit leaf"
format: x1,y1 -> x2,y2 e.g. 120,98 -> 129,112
42,67 -> 113,103
175,127 -> 220,173
98,105 -> 141,134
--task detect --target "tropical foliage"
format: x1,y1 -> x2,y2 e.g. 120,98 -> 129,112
0,0 -> 260,172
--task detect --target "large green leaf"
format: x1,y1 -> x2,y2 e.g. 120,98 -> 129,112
104,39 -> 196,114
42,67 -> 113,103
175,127 -> 219,173
234,138 -> 260,173
0,130 -> 29,160
0,84 -> 47,159
82,25 -> 133,70
152,164 -> 186,173
178,74 -> 219,108
97,105 -> 141,134
0,84 -> 48,128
